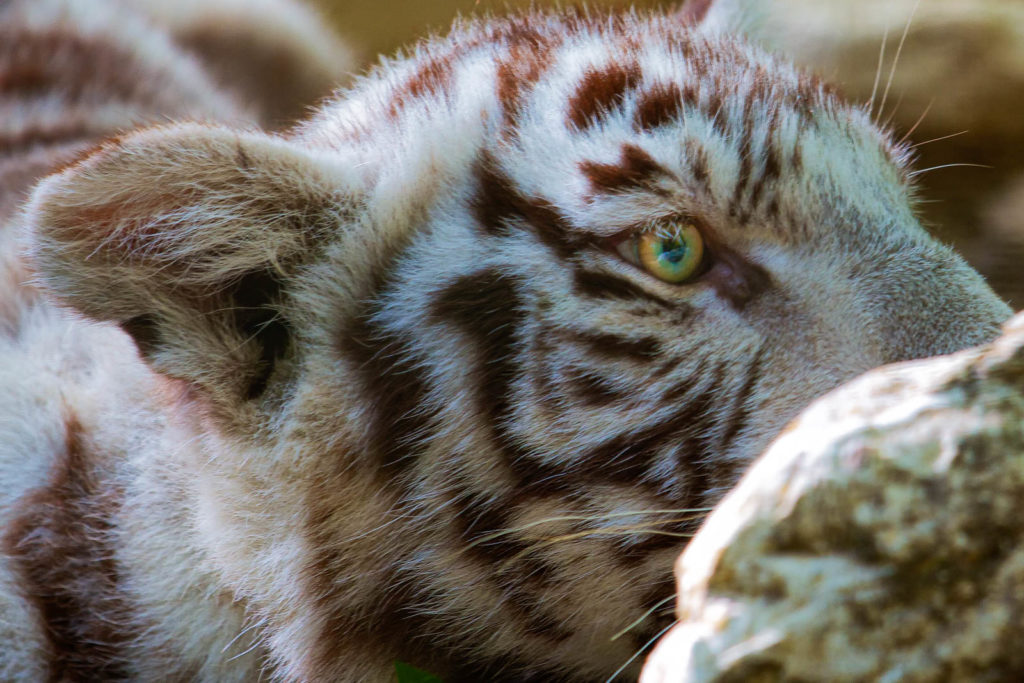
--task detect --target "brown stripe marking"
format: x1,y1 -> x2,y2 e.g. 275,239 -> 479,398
660,358 -> 709,404
2,415 -> 134,682
670,363 -> 730,495
706,89 -> 728,138
748,127 -> 783,211
0,122 -> 104,160
578,361 -> 726,485
0,29 -> 193,119
685,140 -> 711,189
567,62 -> 641,130
429,268 -> 525,432
579,143 -> 666,195
626,574 -> 679,646
791,141 -> 804,174
388,52 -> 456,117
682,83 -> 700,110
496,42 -> 553,126
633,82 -> 684,131
303,504 -> 429,676
0,31 -> 139,102
430,268 -> 525,459
471,155 -> 526,238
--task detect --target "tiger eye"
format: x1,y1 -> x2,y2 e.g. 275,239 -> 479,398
638,223 -> 705,283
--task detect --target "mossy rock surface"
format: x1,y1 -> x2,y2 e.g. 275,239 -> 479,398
644,312 -> 1024,682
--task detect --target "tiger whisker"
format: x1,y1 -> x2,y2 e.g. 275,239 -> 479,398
498,524 -> 697,571
868,21 -> 890,118
897,97 -> 935,146
878,0 -> 922,124
882,90 -> 907,130
606,620 -> 678,683
909,129 -> 969,148
610,594 -> 675,642
909,163 -> 993,177
462,508 -> 712,550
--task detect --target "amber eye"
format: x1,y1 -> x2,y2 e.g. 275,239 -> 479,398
625,222 -> 705,284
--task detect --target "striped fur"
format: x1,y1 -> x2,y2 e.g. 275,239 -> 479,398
0,0 -> 1013,681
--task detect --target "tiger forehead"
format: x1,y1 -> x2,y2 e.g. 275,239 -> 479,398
374,11 -> 836,133
307,10 -> 911,245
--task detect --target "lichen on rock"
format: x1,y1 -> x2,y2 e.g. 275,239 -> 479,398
643,312 -> 1024,682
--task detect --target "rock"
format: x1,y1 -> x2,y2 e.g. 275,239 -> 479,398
642,311 -> 1024,682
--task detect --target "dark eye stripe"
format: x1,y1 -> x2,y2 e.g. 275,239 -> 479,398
572,269 -> 677,309
565,329 -> 661,361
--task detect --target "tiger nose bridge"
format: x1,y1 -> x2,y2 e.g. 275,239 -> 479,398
871,254 -> 1013,364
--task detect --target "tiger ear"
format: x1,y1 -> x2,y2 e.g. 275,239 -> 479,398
25,123 -> 350,407
678,0 -> 771,40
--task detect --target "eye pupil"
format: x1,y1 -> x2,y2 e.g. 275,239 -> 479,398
637,223 -> 705,284
661,241 -> 687,263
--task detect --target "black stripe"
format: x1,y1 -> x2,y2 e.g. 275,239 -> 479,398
670,363 -> 730,517
448,489 -> 571,642
578,394 -> 710,484
578,144 -> 667,195
686,141 -> 710,190
629,575 -> 679,644
660,357 -> 711,403
337,271 -> 434,480
470,153 -> 583,259
472,155 -> 525,238
731,110 -> 754,212
564,367 -> 627,406
572,269 -> 676,309
431,269 -> 571,494
449,489 -> 523,564
718,343 -> 766,454
616,517 -> 695,564
567,330 -> 660,361
749,123 -> 782,211
577,360 -> 728,484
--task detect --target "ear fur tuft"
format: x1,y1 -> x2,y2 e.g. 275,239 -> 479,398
25,123 -> 350,406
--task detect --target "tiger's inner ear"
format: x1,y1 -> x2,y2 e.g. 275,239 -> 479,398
26,123 -> 351,407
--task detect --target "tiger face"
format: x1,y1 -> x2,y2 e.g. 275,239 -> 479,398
16,1 -> 1011,680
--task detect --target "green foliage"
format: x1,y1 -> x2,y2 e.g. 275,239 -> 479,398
395,661 -> 444,683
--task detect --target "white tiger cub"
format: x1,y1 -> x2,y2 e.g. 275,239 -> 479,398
0,0 -> 1012,681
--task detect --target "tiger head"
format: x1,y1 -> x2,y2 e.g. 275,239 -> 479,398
23,0 -> 1011,679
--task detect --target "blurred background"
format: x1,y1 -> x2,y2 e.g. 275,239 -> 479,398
308,0 -> 1022,308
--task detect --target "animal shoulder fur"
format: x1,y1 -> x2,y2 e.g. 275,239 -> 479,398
0,0 -> 1012,681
